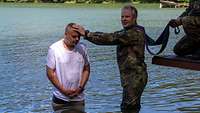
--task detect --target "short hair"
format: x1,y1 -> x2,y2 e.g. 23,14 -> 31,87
65,23 -> 76,33
122,4 -> 138,18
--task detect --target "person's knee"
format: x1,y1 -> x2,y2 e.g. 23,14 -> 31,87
173,43 -> 189,56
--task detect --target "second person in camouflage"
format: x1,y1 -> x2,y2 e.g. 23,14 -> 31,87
169,0 -> 200,58
73,4 -> 148,113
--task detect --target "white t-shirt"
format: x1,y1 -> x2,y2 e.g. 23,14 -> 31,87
46,39 -> 89,101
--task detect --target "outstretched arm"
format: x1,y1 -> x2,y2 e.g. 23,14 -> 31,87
85,28 -> 145,46
85,31 -> 126,45
72,24 -> 143,46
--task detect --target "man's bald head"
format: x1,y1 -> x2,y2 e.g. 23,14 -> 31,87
65,23 -> 77,34
64,23 -> 81,48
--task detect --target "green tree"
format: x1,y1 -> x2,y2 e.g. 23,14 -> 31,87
139,0 -> 159,3
91,0 -> 103,3
114,0 -> 131,2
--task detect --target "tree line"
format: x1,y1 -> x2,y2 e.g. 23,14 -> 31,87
0,0 -> 189,3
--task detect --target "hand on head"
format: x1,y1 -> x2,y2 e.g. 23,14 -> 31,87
72,24 -> 86,36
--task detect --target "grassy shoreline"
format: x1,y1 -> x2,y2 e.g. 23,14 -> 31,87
0,2 -> 160,8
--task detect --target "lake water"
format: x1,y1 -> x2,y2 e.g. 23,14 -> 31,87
0,5 -> 200,113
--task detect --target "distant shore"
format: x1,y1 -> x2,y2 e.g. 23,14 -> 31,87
0,2 -> 160,8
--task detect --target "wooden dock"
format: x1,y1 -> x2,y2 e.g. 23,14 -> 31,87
152,55 -> 200,71
160,0 -> 189,8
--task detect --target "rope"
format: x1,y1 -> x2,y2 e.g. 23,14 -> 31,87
145,24 -> 180,55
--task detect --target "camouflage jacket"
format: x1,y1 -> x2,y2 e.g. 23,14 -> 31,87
180,0 -> 200,17
85,25 -> 147,87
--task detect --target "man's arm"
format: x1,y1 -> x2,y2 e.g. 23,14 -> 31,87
46,66 -> 75,96
72,24 -> 141,46
79,64 -> 90,89
84,30 -> 142,46
85,32 -> 123,45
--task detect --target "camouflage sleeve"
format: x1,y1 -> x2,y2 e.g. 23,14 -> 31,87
84,29 -> 144,46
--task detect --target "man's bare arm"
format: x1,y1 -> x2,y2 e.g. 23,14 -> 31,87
80,64 -> 90,89
46,66 -> 75,96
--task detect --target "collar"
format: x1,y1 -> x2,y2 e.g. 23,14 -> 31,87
124,24 -> 137,30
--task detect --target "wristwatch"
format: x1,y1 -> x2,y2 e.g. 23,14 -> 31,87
85,30 -> 90,38
78,86 -> 84,91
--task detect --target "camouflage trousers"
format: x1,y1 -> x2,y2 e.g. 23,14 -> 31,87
174,16 -> 200,56
120,66 -> 148,113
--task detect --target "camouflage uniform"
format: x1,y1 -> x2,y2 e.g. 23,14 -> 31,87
173,0 -> 200,56
85,25 -> 148,113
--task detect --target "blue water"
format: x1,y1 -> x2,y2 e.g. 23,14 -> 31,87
0,6 -> 200,113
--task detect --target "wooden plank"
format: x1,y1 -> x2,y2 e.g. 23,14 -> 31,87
160,0 -> 177,5
152,55 -> 200,71
160,0 -> 177,8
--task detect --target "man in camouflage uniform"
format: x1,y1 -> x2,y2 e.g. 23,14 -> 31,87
169,0 -> 200,58
73,5 -> 148,113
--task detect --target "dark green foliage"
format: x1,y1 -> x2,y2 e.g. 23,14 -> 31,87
115,0 -> 131,3
178,0 -> 190,2
139,0 -> 159,3
91,0 -> 104,3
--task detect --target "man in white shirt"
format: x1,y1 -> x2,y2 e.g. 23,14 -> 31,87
46,23 -> 90,112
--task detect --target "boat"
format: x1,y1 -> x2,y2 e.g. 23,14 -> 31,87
160,0 -> 189,8
152,55 -> 200,71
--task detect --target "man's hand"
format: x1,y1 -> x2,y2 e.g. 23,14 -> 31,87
68,87 -> 84,97
61,88 -> 76,97
72,24 -> 86,36
169,18 -> 182,28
